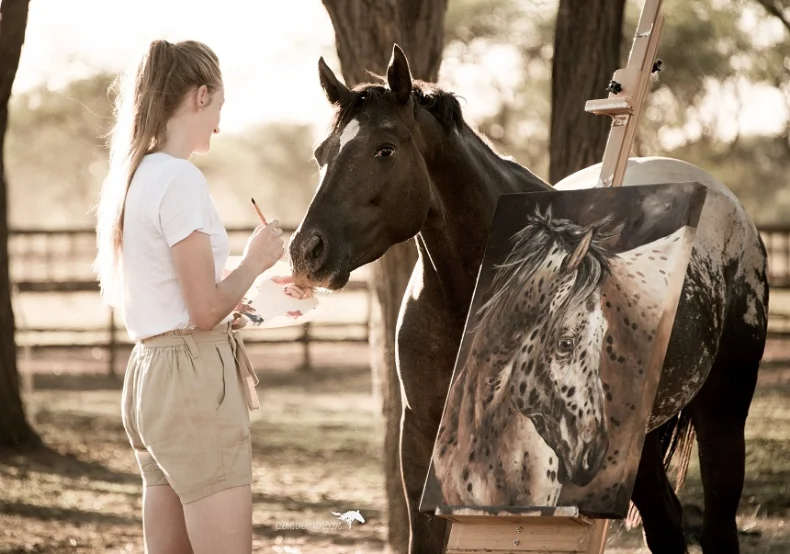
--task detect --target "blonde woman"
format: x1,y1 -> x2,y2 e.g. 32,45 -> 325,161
93,39 -> 308,553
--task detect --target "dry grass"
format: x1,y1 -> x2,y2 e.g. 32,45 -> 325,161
1,340 -> 790,553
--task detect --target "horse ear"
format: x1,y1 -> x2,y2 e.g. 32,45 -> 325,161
318,56 -> 350,105
387,44 -> 413,105
564,230 -> 594,272
597,221 -> 625,251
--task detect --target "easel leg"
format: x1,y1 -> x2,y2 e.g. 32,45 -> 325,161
586,520 -> 610,553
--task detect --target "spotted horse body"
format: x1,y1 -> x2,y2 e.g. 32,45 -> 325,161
288,45 -> 770,554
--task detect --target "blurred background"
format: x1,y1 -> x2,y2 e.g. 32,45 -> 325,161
2,0 -> 790,552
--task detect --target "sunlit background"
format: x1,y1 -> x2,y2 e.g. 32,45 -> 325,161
11,0 -> 790,229
4,0 -> 790,552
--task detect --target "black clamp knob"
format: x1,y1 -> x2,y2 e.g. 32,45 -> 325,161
606,80 -> 623,94
652,59 -> 663,73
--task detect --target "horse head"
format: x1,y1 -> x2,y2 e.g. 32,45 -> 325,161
289,45 -> 439,290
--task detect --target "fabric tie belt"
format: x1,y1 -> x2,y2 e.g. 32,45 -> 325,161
140,322 -> 261,411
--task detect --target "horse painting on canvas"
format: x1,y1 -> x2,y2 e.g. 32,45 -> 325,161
429,196 -> 702,518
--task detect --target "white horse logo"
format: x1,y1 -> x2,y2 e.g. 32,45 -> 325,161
331,510 -> 365,529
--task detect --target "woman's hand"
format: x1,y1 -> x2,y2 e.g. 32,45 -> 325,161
271,275 -> 314,299
231,312 -> 248,330
240,220 -> 285,275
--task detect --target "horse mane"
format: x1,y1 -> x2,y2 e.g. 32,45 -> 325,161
474,207 -> 617,332
328,75 -> 549,190
331,77 -> 464,133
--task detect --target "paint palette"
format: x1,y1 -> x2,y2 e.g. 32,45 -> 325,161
224,257 -> 323,329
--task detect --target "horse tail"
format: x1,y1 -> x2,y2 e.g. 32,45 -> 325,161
661,408 -> 696,492
624,410 -> 696,530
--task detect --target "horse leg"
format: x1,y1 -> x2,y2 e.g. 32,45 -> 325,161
687,326 -> 762,554
400,404 -> 447,554
631,425 -> 688,553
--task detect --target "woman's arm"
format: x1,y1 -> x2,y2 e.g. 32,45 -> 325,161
157,161 -> 284,330
171,222 -> 284,330
171,231 -> 256,330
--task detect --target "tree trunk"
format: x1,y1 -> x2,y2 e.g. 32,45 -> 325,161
549,0 -> 627,183
0,0 -> 40,450
320,1 -> 447,551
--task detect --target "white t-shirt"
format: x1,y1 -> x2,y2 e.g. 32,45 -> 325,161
121,152 -> 231,341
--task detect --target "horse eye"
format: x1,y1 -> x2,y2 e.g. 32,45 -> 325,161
375,146 -> 395,158
557,338 -> 574,353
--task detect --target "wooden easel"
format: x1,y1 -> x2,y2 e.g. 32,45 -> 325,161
435,0 -> 665,551
441,507 -> 608,553
586,0 -> 665,190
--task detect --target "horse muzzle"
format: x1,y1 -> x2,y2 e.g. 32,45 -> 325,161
566,434 -> 609,487
289,228 -> 351,290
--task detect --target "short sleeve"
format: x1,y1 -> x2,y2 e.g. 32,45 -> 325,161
158,161 -> 212,247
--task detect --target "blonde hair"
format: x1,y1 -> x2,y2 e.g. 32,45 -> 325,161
93,39 -> 222,308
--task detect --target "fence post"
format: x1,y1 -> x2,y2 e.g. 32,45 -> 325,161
108,307 -> 117,378
298,322 -> 312,371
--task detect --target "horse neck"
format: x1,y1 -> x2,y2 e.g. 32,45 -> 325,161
416,120 -> 551,313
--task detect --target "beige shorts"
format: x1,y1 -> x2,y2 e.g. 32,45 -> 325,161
121,322 -> 261,504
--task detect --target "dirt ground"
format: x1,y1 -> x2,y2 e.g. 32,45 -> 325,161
2,339 -> 790,554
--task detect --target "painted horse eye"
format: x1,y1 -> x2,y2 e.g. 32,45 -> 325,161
557,338 -> 574,353
375,146 -> 395,158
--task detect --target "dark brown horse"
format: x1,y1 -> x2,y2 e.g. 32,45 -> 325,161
289,45 -> 769,554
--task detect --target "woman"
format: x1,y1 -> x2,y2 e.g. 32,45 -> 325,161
93,39 -> 309,553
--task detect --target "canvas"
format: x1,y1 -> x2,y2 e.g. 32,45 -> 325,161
419,182 -> 708,519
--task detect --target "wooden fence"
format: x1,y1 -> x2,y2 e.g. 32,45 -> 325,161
10,224 -> 790,375
10,226 -> 372,375
761,225 -> 790,289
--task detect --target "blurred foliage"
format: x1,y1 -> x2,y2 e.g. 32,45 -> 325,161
442,0 -> 790,224
443,0 -> 556,177
5,0 -> 790,230
6,73 -> 321,230
7,73 -> 116,228
633,0 -> 790,224
195,122 -> 321,228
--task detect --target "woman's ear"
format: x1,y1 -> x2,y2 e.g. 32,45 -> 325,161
195,85 -> 210,110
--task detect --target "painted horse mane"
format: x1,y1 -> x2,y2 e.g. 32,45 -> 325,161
474,207 -> 618,332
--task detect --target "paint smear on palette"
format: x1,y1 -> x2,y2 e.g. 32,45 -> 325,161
225,258 -> 322,329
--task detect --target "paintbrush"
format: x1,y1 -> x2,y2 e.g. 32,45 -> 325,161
250,197 -> 267,225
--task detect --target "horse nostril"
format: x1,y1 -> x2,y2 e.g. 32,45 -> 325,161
582,438 -> 608,473
306,235 -> 324,260
583,447 -> 594,470
301,232 -> 328,273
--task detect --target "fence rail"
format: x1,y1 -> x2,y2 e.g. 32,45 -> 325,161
760,225 -> 790,289
11,225 -> 372,375
11,224 -> 790,376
